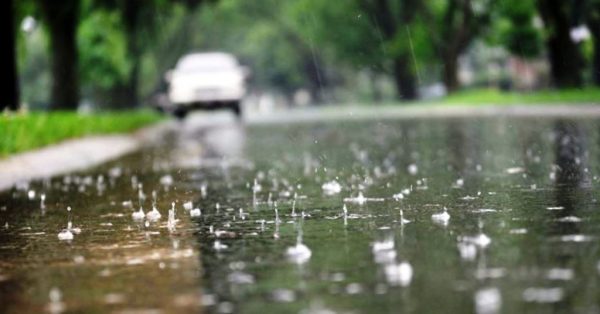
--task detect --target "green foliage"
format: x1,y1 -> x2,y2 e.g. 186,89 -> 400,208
191,0 -> 319,92
78,8 -> 131,89
14,0 -> 598,107
289,0 -> 383,68
0,110 -> 162,157
441,88 -> 600,105
494,0 -> 542,58
19,27 -> 51,108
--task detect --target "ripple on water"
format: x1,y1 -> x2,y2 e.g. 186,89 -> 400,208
271,289 -> 296,303
522,287 -> 564,303
546,268 -> 574,281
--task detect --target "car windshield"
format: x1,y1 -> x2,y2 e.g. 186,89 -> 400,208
176,54 -> 237,72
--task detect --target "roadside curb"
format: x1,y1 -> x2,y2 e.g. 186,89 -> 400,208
0,121 -> 174,191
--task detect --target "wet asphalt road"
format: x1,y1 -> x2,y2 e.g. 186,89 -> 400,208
3,108 -> 600,313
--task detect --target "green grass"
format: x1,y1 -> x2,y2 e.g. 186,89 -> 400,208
0,110 -> 163,157
440,88 -> 600,105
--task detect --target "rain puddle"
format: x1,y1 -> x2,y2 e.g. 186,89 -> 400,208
3,116 -> 600,313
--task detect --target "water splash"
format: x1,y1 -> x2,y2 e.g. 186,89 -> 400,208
431,207 -> 450,226
190,207 -> 201,217
146,191 -> 161,221
384,262 -> 413,287
167,202 -> 177,232
321,180 -> 342,195
286,220 -> 311,264
475,287 -> 501,314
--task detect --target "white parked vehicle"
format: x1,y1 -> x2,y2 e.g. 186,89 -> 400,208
164,52 -> 248,119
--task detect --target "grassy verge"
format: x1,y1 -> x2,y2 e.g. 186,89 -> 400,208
0,110 -> 163,157
439,88 -> 600,105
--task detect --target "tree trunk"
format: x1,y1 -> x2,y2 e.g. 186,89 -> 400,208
443,52 -> 460,93
588,6 -> 600,86
120,0 -> 142,108
537,0 -> 584,88
369,71 -> 382,103
302,52 -> 326,104
1,0 -> 19,111
393,57 -> 417,100
594,37 -> 600,86
41,0 -> 80,110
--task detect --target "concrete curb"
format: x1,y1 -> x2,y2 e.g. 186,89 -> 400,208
247,104 -> 600,125
0,121 -> 173,192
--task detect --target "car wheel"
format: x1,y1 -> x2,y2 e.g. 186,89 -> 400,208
173,107 -> 188,120
231,101 -> 242,118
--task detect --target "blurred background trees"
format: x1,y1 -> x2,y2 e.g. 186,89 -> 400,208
1,0 -> 20,112
2,0 -> 600,111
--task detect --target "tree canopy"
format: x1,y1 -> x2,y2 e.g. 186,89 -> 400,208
4,0 -> 600,111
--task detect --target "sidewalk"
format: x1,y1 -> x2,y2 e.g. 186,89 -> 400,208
0,121 -> 172,191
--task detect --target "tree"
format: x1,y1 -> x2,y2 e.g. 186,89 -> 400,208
586,0 -> 600,86
424,0 -> 492,93
78,6 -> 132,108
536,0 -> 585,88
360,0 -> 420,100
292,0 -> 422,101
1,0 -> 20,111
196,0 -> 332,102
87,0 -> 210,108
495,0 -> 541,59
39,0 -> 80,110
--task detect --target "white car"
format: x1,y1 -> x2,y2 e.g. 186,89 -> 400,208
165,52 -> 248,119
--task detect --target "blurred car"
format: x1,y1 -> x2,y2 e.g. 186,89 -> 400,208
164,52 -> 248,119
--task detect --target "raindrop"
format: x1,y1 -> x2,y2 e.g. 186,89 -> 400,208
407,164 -> 418,175
286,222 -> 311,264
454,178 -> 464,188
291,200 -> 297,217
58,206 -> 76,241
505,167 -> 525,174
190,208 -> 201,217
559,234 -> 593,242
286,242 -> 311,264
40,193 -> 46,210
227,271 -> 255,284
457,242 -> 477,261
146,191 -> 161,221
399,209 -> 410,225
392,193 -> 404,200
47,287 -> 65,313
431,207 -> 450,226
200,183 -> 208,198
522,287 -> 563,303
160,174 -> 173,186
345,283 -> 363,294
137,183 -> 146,202
271,289 -> 296,303
475,287 -> 501,314
322,180 -> 342,194
384,262 -> 413,287
214,240 -> 228,251
57,229 -> 73,241
132,207 -> 145,220
556,216 -> 582,223
546,268 -> 574,281
167,202 -> 177,232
